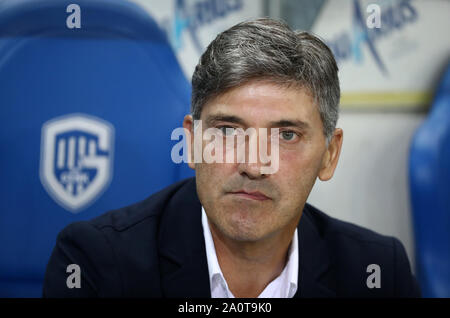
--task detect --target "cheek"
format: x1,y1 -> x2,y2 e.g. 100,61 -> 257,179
279,148 -> 314,175
277,148 -> 321,194
279,141 -> 324,173
195,162 -> 235,194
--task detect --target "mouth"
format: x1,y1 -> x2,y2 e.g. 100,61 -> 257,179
228,190 -> 271,201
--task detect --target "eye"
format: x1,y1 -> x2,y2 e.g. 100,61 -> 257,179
280,130 -> 298,141
217,126 -> 238,136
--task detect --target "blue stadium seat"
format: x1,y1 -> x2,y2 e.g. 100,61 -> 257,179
0,0 -> 193,297
409,63 -> 450,297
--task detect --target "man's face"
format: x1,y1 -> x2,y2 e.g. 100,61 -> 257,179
183,81 -> 342,242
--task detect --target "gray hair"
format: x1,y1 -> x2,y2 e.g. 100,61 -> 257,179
191,18 -> 340,143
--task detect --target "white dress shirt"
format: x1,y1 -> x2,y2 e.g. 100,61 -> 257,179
201,206 -> 299,298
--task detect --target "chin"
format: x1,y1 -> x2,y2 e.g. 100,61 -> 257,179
224,216 -> 269,242
226,229 -> 264,242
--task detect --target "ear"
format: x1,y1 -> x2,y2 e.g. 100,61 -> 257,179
318,128 -> 343,181
182,115 -> 196,170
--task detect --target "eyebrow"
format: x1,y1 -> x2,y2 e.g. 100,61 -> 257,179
204,113 -> 311,130
268,119 -> 311,131
205,114 -> 247,127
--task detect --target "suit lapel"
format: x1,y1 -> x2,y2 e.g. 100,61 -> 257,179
294,204 -> 336,297
157,177 -> 336,298
157,177 -> 211,297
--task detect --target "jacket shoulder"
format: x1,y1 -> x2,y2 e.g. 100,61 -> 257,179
43,177 -> 195,297
303,203 -> 420,297
304,203 -> 394,247
89,177 -> 194,231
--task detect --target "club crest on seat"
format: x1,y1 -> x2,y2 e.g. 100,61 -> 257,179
40,113 -> 114,213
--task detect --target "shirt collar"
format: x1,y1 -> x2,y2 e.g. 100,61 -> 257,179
284,219 -> 299,297
201,206 -> 299,297
201,207 -> 224,280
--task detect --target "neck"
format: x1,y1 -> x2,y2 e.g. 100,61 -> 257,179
208,219 -> 298,298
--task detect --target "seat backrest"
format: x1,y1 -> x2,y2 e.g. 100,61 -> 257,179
0,0 -> 193,296
409,63 -> 450,297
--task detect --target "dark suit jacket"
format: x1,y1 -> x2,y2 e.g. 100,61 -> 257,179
43,177 -> 421,297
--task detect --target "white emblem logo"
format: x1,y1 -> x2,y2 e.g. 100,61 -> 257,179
40,114 -> 114,212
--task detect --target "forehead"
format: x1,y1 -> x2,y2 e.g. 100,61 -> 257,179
201,81 -> 320,127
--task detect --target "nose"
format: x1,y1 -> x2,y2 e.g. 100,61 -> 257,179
238,161 -> 267,179
236,129 -> 270,179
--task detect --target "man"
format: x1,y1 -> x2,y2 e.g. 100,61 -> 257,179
43,18 -> 420,297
